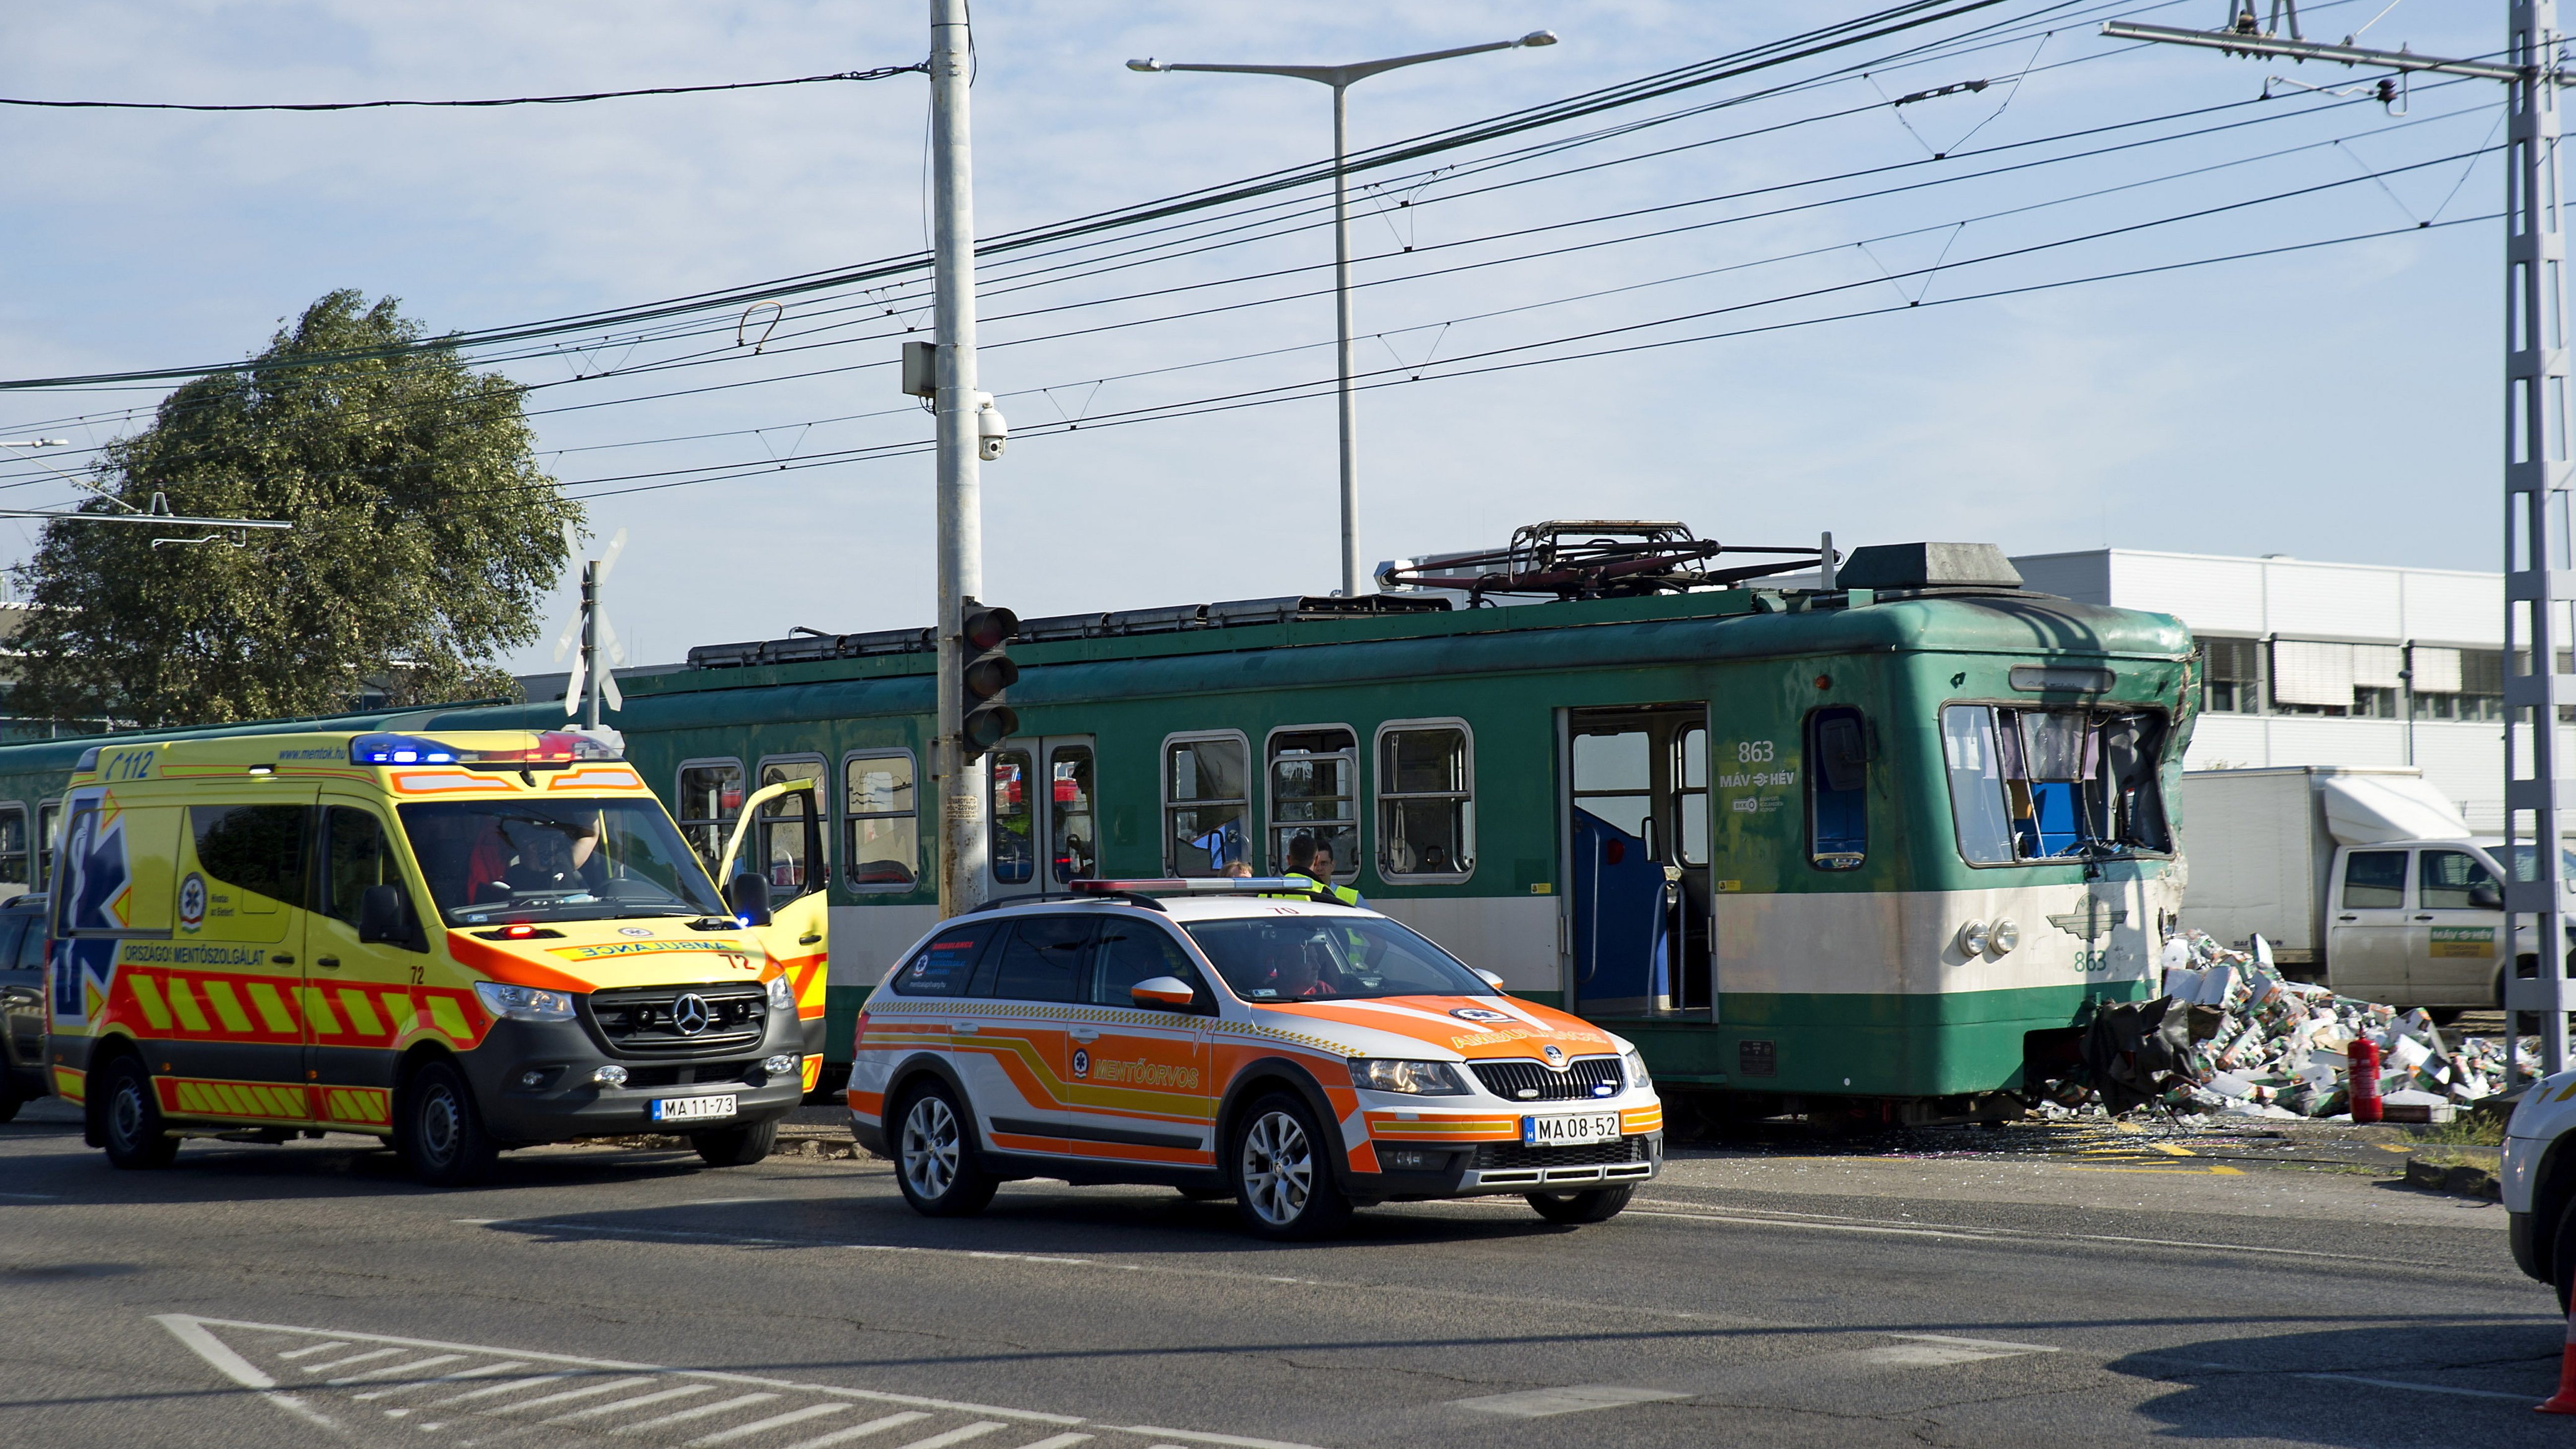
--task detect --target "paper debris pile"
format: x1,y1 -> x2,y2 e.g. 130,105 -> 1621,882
2044,930 -> 2526,1121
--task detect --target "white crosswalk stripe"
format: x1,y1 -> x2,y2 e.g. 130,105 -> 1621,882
157,1315 -> 1329,1449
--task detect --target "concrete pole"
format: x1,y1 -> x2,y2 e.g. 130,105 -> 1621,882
2506,0 -> 2574,1078
930,0 -> 988,918
580,560 -> 600,733
1332,83 -> 1359,599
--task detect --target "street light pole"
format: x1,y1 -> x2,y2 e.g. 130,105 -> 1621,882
1130,31 -> 1557,598
931,0 -> 990,917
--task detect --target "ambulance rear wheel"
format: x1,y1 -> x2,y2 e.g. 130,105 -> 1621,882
99,1055 -> 178,1170
1526,1185 -> 1632,1225
893,1081 -> 996,1217
693,1119 -> 777,1167
1231,1093 -> 1351,1240
397,1059 -> 498,1187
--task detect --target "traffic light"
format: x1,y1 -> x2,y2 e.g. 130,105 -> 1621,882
959,598 -> 1019,762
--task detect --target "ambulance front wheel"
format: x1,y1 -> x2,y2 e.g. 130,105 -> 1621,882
99,1055 -> 178,1170
1526,1185 -> 1633,1225
693,1118 -> 778,1167
397,1059 -> 499,1187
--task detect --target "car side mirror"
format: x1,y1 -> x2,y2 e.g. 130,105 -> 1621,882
729,873 -> 773,927
1130,975 -> 1196,1011
1474,968 -> 1508,992
2471,883 -> 2505,911
357,884 -> 407,945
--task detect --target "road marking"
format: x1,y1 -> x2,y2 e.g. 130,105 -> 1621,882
883,1424 -> 1005,1449
432,1370 -> 576,1404
2150,1143 -> 2195,1157
542,1383 -> 714,1422
1859,1333 -> 2063,1367
351,1360 -> 532,1399
1451,1384 -> 1689,1417
303,1347 -> 406,1373
2147,1357 -> 2538,1402
793,1421 -> 993,1449
1012,1437 -> 1094,1449
499,1375 -> 659,1412
275,1340 -> 350,1359
615,1390 -> 780,1432
152,1314 -> 339,1431
328,1352 -> 467,1384
1614,1200 -> 2432,1266
688,1403 -> 871,1445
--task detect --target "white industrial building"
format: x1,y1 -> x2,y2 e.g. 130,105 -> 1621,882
2009,549 -> 2512,831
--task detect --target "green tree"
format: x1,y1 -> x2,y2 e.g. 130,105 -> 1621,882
9,289 -> 580,727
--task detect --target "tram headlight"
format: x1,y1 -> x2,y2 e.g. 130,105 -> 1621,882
1956,919 -> 1990,957
1988,917 -> 2020,955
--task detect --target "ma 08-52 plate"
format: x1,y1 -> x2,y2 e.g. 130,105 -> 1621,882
651,1094 -> 737,1124
1522,1111 -> 1619,1148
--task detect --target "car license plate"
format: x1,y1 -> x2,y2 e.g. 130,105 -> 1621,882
651,1094 -> 737,1124
1522,1111 -> 1619,1148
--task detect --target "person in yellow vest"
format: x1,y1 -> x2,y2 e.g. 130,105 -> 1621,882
1279,834 -> 1366,908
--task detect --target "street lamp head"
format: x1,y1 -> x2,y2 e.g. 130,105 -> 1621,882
1126,57 -> 1168,72
1517,30 -> 1558,47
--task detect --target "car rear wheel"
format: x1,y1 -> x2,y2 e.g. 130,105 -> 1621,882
893,1081 -> 997,1217
1527,1185 -> 1633,1225
99,1055 -> 178,1170
396,1060 -> 498,1188
1231,1093 -> 1351,1240
692,1118 -> 778,1167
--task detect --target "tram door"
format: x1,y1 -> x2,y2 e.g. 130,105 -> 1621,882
1564,705 -> 1712,1019
984,736 -> 1099,899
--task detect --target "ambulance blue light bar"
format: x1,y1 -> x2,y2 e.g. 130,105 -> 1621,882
348,731 -> 619,766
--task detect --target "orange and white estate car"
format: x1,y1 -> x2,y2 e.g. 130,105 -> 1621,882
846,878 -> 1663,1238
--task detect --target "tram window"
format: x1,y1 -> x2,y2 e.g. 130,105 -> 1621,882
0,805 -> 27,896
37,800 -> 60,889
843,751 -> 918,890
990,748 -> 1036,885
674,761 -> 743,872
1676,726 -> 1709,866
1807,708 -> 1867,871
756,757 -> 827,896
1049,744 -> 1097,884
1269,727 -> 1357,881
1377,722 -> 1474,879
1165,734 -> 1249,876
1939,704 -> 2170,865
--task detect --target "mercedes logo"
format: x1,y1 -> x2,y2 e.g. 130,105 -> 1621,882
671,993 -> 712,1036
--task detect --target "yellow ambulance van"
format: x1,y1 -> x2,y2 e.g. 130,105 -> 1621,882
48,727 -> 813,1185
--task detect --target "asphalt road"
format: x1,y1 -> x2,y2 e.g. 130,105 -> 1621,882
0,1098 -> 2554,1449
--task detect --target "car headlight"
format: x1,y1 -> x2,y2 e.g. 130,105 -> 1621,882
1621,1047 -> 1651,1091
1349,1059 -> 1470,1095
474,981 -> 576,1022
766,974 -> 797,1013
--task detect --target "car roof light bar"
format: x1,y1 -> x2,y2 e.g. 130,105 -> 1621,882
1067,878 -> 1349,904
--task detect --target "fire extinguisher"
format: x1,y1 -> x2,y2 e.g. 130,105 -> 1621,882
2349,1037 -> 2384,1125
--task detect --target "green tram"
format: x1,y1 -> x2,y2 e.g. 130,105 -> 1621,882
0,539 -> 2197,1122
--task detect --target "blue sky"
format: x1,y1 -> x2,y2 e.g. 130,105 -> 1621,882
0,1 -> 2513,671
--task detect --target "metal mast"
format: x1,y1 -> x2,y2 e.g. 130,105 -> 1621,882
2106,3 -> 2576,1078
930,0 -> 989,917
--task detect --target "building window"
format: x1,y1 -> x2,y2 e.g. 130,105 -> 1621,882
2271,639 -> 2404,717
1164,734 -> 1249,876
755,756 -> 827,895
2198,636 -> 2260,714
1268,726 -> 1357,880
1376,721 -> 1474,880
674,760 -> 744,871
1806,707 -> 1867,870
990,747 -> 1035,885
842,751 -> 918,890
2410,646 -> 2507,721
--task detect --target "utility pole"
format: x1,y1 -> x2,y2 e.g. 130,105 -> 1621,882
931,0 -> 989,917
579,559 -> 600,732
1130,32 -> 1556,598
2105,2 -> 2574,1080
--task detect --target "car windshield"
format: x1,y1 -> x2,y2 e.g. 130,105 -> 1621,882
399,797 -> 727,924
1184,915 -> 1496,1003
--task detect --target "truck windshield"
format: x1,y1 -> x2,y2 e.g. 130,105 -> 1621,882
398,798 -> 727,924
2510,845 -> 2576,883
1940,704 -> 2170,865
1185,916 -> 1497,1003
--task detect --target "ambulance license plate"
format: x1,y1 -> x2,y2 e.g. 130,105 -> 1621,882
1522,1111 -> 1619,1148
651,1094 -> 737,1124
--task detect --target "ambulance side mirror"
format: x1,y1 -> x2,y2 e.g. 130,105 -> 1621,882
357,885 -> 407,945
729,873 -> 773,927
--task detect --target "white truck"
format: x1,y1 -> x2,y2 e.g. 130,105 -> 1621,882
2178,766 -> 2514,1014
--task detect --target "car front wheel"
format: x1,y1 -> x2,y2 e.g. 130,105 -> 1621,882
1528,1185 -> 1633,1225
1231,1093 -> 1351,1240
693,1119 -> 778,1167
893,1081 -> 997,1217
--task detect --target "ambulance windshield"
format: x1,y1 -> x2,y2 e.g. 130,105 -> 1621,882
1185,916 -> 1498,1003
398,798 -> 728,924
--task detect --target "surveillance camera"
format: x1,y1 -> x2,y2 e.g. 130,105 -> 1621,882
975,392 -> 1008,461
